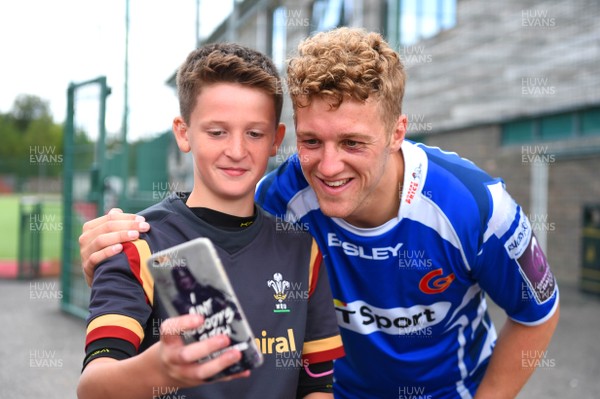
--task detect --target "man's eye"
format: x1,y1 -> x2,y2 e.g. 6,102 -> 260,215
344,139 -> 360,148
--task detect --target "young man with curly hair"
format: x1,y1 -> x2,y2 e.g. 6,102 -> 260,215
79,28 -> 559,398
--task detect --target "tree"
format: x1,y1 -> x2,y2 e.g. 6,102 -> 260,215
0,95 -> 64,179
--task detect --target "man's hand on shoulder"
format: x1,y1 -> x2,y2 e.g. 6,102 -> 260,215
79,208 -> 150,286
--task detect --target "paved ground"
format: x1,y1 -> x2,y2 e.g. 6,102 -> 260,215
0,277 -> 598,398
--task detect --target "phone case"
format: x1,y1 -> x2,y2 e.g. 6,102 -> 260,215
148,237 -> 263,379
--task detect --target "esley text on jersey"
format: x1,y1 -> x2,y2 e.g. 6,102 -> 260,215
328,233 -> 403,260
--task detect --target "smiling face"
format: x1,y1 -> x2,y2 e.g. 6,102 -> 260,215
295,96 -> 407,227
173,83 -> 284,216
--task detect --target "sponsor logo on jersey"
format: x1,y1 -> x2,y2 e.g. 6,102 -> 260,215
255,328 -> 297,354
504,210 -> 532,259
333,299 -> 451,335
419,268 -> 456,294
405,164 -> 422,204
267,273 -> 291,312
517,234 -> 556,304
327,233 -> 403,260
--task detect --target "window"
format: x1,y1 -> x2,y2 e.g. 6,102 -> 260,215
311,0 -> 353,33
388,0 -> 457,46
271,6 -> 287,70
501,107 -> 600,145
539,113 -> 573,141
581,108 -> 600,136
502,120 -> 535,145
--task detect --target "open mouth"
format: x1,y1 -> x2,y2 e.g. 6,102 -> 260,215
324,179 -> 349,187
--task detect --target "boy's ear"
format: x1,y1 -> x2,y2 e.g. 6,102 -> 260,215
172,116 -> 191,153
270,123 -> 286,157
389,114 -> 407,153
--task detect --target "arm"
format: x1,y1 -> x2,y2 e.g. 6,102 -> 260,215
474,307 -> 559,399
79,208 -> 150,286
78,314 -> 249,399
304,394 -> 333,399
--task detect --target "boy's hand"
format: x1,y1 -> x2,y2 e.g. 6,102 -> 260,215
79,208 -> 150,286
159,314 -> 250,386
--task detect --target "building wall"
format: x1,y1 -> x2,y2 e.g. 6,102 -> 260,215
195,0 -> 600,285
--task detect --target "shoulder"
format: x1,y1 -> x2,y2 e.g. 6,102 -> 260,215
137,193 -> 187,223
411,141 -> 502,230
255,155 -> 312,214
257,206 -> 313,246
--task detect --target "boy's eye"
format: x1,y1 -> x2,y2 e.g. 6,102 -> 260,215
208,130 -> 225,137
248,130 -> 264,138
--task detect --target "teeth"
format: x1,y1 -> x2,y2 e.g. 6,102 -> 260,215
325,179 -> 348,187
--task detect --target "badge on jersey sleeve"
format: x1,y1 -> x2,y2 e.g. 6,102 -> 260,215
504,212 -> 556,304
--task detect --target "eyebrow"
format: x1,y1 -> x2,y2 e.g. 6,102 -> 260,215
296,130 -> 374,141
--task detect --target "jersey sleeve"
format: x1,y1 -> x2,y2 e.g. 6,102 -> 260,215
256,154 -> 309,218
472,181 -> 559,325
301,240 -> 345,364
83,239 -> 156,367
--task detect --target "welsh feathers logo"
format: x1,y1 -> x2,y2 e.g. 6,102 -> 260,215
268,273 -> 291,313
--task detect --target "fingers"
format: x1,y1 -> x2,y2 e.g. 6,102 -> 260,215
159,315 -> 249,385
79,209 -> 150,286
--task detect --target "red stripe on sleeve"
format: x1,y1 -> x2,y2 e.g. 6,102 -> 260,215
303,345 -> 345,364
85,325 -> 142,350
122,242 -> 148,304
308,250 -> 323,298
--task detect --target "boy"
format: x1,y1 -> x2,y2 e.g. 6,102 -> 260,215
77,43 -> 344,399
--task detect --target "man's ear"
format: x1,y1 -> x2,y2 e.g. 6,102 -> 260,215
172,116 -> 191,153
270,123 -> 286,157
389,114 -> 407,153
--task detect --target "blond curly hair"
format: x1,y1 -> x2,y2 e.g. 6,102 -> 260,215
287,27 -> 406,133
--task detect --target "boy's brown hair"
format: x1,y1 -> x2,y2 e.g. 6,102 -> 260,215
176,43 -> 284,125
287,27 -> 406,134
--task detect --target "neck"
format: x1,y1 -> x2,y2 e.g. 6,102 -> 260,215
344,149 -> 405,228
186,189 -> 255,217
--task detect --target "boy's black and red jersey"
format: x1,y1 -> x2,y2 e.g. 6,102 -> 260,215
83,193 -> 344,399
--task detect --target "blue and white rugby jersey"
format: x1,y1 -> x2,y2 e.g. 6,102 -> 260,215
256,140 -> 559,399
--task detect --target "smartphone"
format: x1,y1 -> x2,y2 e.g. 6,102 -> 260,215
148,237 -> 263,379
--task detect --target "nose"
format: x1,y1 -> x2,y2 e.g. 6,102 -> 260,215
317,143 -> 344,177
225,133 -> 248,160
